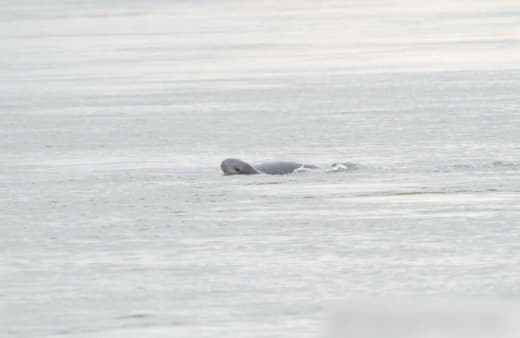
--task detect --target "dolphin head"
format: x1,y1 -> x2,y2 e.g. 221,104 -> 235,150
220,158 -> 259,175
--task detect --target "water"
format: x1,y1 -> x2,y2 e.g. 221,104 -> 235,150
1,0 -> 520,337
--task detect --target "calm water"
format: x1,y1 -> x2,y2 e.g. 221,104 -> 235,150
1,0 -> 520,337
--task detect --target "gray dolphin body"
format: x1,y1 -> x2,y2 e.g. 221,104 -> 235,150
221,158 -> 318,175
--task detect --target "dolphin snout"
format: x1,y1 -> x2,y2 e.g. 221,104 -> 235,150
220,160 -> 236,175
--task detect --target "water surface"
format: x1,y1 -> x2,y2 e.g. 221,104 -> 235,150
1,0 -> 520,337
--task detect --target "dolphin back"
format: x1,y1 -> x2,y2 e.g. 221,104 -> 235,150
254,161 -> 317,175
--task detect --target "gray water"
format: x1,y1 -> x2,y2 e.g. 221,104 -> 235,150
1,0 -> 520,337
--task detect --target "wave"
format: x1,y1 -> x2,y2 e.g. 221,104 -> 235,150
328,162 -> 361,173
435,161 -> 520,173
